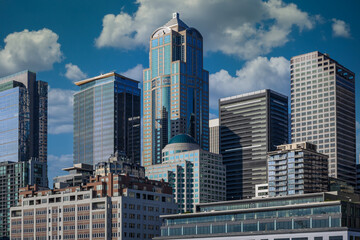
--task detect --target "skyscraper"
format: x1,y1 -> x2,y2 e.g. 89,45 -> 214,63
0,70 -> 47,163
73,72 -> 141,165
209,118 -> 220,154
0,70 -> 48,238
290,51 -> 356,186
220,89 -> 288,200
142,12 -> 209,166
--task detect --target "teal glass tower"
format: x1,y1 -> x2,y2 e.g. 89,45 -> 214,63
73,72 -> 141,166
143,13 -> 209,166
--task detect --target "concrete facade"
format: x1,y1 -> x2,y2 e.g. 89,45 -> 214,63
290,51 -> 356,186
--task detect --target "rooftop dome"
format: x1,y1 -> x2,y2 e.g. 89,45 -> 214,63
168,134 -> 197,145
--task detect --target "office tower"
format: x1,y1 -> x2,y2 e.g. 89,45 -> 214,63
142,12 -> 209,166
209,118 -> 220,154
0,70 -> 47,163
11,174 -> 177,240
0,70 -> 48,238
73,72 -> 141,166
159,192 -> 360,239
267,142 -> 328,197
146,134 -> 226,213
290,51 -> 356,186
220,89 -> 288,200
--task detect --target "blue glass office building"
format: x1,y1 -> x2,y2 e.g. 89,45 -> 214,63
143,13 -> 209,166
0,70 -> 48,238
73,72 -> 141,165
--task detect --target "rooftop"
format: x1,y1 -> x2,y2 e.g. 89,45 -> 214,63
74,72 -> 139,86
168,134 -> 197,145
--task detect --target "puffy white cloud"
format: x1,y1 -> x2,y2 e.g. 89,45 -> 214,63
120,64 -> 144,82
332,18 -> 351,38
209,56 -> 290,109
96,0 -> 314,59
48,88 -> 75,134
0,28 -> 62,77
65,63 -> 87,82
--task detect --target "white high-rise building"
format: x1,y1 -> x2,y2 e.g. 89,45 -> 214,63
290,51 -> 356,186
209,118 -> 220,154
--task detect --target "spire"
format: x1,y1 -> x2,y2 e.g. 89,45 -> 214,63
163,12 -> 188,30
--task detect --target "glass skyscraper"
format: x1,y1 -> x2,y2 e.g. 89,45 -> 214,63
0,70 -> 48,238
290,51 -> 356,186
143,12 -> 209,166
220,89 -> 288,200
73,72 -> 141,166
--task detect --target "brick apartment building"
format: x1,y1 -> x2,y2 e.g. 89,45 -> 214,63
10,173 -> 177,240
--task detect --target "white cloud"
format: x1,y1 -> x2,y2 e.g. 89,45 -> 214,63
332,18 -> 351,38
48,88 -> 75,134
96,0 -> 314,59
209,56 -> 290,109
120,64 -> 144,82
0,28 -> 62,77
65,63 -> 87,82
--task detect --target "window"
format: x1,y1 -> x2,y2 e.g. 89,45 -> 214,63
329,237 -> 343,240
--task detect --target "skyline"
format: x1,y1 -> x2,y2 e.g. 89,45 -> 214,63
1,0 -> 359,184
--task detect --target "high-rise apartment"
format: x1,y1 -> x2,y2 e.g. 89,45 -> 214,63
73,72 -> 141,165
209,118 -> 220,154
0,70 -> 48,238
290,51 -> 356,186
267,142 -> 328,197
142,12 -> 209,166
220,89 -> 288,200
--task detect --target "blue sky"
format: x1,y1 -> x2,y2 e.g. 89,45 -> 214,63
0,0 -> 359,186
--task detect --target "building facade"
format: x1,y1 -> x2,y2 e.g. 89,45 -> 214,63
94,151 -> 145,178
142,12 -> 209,166
53,163 -> 93,189
0,70 -> 48,238
10,173 -> 177,240
73,72 -> 141,165
356,164 -> 360,192
146,134 -> 226,213
157,192 -> 360,240
0,159 -> 47,238
209,118 -> 220,154
290,51 -> 356,186
219,89 -> 288,200
267,142 -> 328,197
0,70 -> 47,163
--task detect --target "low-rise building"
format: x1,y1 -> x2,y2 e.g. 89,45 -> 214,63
267,142 -> 328,197
146,134 -> 226,213
157,192 -> 360,240
53,163 -> 93,189
95,151 -> 145,178
10,173 -> 177,240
